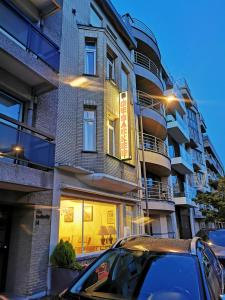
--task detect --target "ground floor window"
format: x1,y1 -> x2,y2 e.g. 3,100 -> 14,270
125,205 -> 133,236
59,198 -> 117,255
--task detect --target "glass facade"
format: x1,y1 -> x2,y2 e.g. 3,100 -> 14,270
59,199 -> 117,255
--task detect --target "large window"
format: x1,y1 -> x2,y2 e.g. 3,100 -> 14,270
0,92 -> 23,121
59,199 -> 117,255
108,120 -> 115,156
187,108 -> 200,144
106,51 -> 115,80
121,67 -> 128,92
90,6 -> 102,27
83,108 -> 96,151
85,40 -> 97,75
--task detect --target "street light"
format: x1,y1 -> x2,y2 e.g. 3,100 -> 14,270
139,93 -> 176,235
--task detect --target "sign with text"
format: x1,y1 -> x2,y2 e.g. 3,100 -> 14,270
120,92 -> 130,160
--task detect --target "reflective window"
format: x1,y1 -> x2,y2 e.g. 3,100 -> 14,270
59,199 -> 117,255
83,108 -> 96,151
106,52 -> 115,80
121,68 -> 128,92
0,92 -> 22,121
108,120 -> 115,156
90,6 -> 102,27
139,255 -> 203,300
85,41 -> 96,75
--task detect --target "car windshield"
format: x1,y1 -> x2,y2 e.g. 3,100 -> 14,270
69,249 -> 203,300
209,230 -> 225,247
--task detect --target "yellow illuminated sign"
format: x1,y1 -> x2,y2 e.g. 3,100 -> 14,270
120,92 -> 130,160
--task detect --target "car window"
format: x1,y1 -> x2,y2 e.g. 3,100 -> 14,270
70,249 -> 149,299
209,230 -> 225,247
138,254 -> 203,300
202,248 -> 222,300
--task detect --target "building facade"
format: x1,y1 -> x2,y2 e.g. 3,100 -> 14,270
0,0 -> 61,297
0,0 -> 224,298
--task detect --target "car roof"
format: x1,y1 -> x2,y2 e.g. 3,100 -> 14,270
113,235 -> 195,254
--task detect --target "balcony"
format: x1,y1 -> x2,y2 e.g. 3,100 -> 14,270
139,133 -> 171,177
142,180 -> 174,212
0,1 -> 59,72
0,113 -> 55,170
170,147 -> 193,175
134,51 -> 164,92
167,113 -> 189,144
136,90 -> 167,139
173,183 -> 196,207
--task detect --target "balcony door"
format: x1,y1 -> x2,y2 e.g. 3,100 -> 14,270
0,206 -> 11,291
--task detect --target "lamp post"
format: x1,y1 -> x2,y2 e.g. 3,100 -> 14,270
139,94 -> 175,235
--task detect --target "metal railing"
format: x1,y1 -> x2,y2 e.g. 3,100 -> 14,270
0,1 -> 60,71
139,132 -> 168,157
143,179 -> 173,202
134,51 -> 160,78
0,113 -> 55,169
137,90 -> 165,116
129,18 -> 157,43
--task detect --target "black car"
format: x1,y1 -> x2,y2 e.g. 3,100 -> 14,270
196,229 -> 225,267
59,236 -> 225,300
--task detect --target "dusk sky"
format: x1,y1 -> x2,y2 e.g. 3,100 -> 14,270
112,0 -> 225,167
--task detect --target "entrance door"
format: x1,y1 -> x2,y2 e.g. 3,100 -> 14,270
0,207 -> 11,291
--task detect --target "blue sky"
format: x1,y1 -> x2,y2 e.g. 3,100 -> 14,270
112,0 -> 225,167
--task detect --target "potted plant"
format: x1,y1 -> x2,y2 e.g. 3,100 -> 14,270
50,240 -> 83,295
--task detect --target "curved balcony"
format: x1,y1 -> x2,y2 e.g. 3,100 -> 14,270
142,180 -> 175,212
129,18 -> 161,60
134,51 -> 164,92
136,90 -> 167,139
139,133 -> 171,177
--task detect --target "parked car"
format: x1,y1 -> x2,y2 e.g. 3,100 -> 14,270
196,229 -> 225,267
59,235 -> 224,300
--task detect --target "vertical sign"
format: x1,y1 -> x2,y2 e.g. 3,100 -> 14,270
120,92 -> 130,160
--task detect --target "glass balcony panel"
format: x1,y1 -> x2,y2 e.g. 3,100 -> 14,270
0,122 -> 55,168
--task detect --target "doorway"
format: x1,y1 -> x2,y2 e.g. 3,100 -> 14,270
0,206 -> 11,291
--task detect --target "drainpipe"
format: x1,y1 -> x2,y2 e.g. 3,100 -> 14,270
139,110 -> 151,234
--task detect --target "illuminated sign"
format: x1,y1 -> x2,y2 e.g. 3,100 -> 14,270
120,92 -> 130,160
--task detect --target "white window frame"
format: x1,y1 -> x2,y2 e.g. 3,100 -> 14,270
85,41 -> 97,75
83,108 -> 96,151
108,120 -> 115,156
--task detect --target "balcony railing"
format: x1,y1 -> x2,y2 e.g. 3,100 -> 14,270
0,1 -> 60,72
0,113 -> 55,170
144,179 -> 172,202
173,183 -> 196,202
139,133 -> 168,157
134,51 -> 160,78
129,18 -> 157,44
137,90 -> 165,116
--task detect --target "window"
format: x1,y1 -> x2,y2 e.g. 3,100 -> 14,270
106,52 -> 115,80
83,108 -> 96,151
0,92 -> 23,121
90,6 -> 102,27
59,199 -> 117,255
121,67 -> 128,92
108,120 -> 115,156
85,40 -> 96,75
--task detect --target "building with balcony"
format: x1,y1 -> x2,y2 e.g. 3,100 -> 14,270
122,14 -> 176,239
49,0 -> 142,278
0,0 -> 61,297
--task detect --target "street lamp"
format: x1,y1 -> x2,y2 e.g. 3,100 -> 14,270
139,94 -> 176,235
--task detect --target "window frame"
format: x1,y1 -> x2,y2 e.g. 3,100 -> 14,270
106,51 -> 115,81
83,107 -> 97,152
121,66 -> 128,92
85,40 -> 97,76
108,119 -> 115,156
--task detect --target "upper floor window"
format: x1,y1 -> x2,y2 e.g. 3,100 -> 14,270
85,40 -> 96,75
106,51 -> 115,80
108,120 -> 115,156
0,92 -> 23,122
90,6 -> 102,27
121,67 -> 128,92
83,108 -> 96,151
